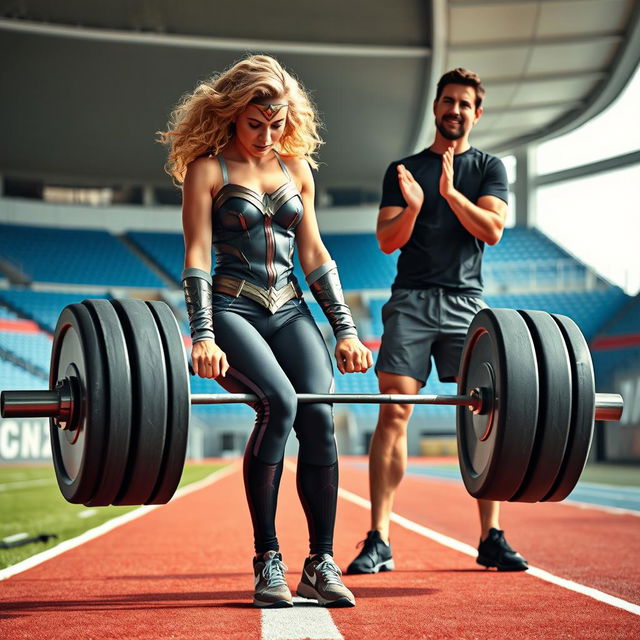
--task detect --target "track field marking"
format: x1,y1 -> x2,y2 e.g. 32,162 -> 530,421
400,464 -> 640,515
262,597 -> 343,640
564,498 -> 640,517
578,482 -> 640,495
0,478 -> 55,491
566,483 -> 640,513
0,462 -> 239,581
338,486 -> 640,617
2,532 -> 29,543
278,461 -> 347,639
77,509 -> 97,519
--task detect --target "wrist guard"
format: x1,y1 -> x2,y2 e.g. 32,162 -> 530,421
306,260 -> 358,340
182,267 -> 215,344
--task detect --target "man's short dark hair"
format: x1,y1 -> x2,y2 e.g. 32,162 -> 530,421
435,68 -> 485,109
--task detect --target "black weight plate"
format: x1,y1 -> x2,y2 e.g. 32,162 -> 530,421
510,310 -> 572,502
543,314 -> 596,502
82,299 -> 133,506
111,298 -> 168,505
49,304 -> 106,504
457,308 -> 539,500
144,301 -> 190,504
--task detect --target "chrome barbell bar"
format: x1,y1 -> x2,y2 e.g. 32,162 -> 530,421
1,387 -> 624,422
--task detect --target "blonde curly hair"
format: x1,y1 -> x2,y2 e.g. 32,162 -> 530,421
158,55 -> 323,183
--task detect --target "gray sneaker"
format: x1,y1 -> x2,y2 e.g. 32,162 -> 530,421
253,550 -> 293,608
297,554 -> 356,607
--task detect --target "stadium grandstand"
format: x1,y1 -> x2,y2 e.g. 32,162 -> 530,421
2,5 -> 640,639
0,220 -> 636,460
1,1 -> 639,468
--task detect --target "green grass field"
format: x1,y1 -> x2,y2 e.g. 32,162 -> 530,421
580,462 -> 640,486
0,462 -> 226,570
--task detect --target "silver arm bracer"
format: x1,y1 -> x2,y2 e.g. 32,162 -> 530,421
306,260 -> 358,340
182,267 -> 215,344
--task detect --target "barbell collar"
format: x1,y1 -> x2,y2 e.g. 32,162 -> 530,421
594,393 -> 624,422
1,389 -> 61,418
1,378 -> 75,425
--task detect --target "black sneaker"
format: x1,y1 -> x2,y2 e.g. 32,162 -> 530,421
345,530 -> 394,575
477,528 -> 528,572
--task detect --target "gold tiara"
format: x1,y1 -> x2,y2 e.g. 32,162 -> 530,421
254,103 -> 288,120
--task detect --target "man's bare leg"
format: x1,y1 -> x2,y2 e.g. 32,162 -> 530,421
369,372 -> 421,544
477,499 -> 500,540
476,499 -> 528,570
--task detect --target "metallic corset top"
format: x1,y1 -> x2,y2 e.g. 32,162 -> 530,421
213,181 -> 302,221
211,181 -> 304,291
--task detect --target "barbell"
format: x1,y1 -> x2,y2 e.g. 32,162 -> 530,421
0,298 -> 623,507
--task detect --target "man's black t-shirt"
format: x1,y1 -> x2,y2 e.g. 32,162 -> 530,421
380,147 -> 508,295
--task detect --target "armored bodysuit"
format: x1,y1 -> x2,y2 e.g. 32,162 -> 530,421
211,153 -> 304,313
202,153 -> 343,556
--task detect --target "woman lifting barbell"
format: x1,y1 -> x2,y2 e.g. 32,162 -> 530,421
158,54 -> 372,608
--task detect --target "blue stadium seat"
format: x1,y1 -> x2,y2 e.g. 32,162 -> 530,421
591,348 -> 640,385
127,231 -> 184,284
0,305 -> 20,320
0,331 -> 52,372
366,289 -> 630,342
485,289 -> 629,340
0,359 -> 47,390
590,297 -> 640,385
124,226 -> 592,294
303,299 -> 329,326
302,234 -> 398,291
189,370 -> 255,419
130,230 -> 399,292
484,227 -> 572,263
333,351 -> 457,419
597,298 -> 640,336
0,290 -> 109,333
0,224 -> 165,288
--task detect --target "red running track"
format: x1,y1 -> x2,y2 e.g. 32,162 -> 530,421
1,458 -> 639,639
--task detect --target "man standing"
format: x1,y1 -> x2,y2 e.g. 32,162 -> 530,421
347,68 -> 528,574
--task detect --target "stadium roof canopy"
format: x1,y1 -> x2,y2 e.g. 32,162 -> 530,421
1,0 -> 639,204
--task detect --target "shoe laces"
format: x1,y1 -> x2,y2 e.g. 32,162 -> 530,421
355,532 -> 382,555
262,554 -> 288,588
487,529 -> 512,550
314,555 -> 343,586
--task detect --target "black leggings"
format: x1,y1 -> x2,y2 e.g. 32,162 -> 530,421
212,292 -> 338,556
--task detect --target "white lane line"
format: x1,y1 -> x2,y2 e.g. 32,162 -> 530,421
572,487 -> 640,502
3,532 -> 29,543
0,463 -> 239,581
262,598 -> 344,640
578,482 -> 640,493
564,499 -> 640,517
0,478 -> 55,491
273,461 -> 345,640
338,487 -> 640,617
77,509 -> 97,519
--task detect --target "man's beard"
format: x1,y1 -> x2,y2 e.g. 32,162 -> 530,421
436,117 -> 464,140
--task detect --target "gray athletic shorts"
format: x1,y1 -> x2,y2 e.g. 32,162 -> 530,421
375,288 -> 487,386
